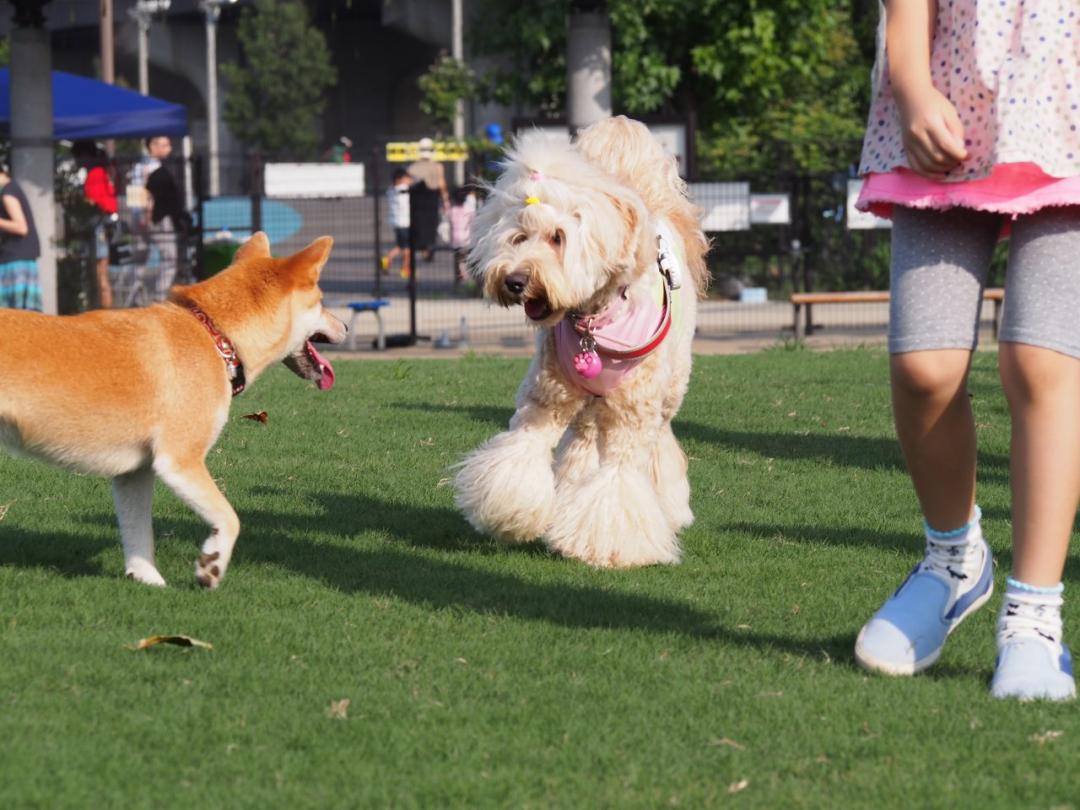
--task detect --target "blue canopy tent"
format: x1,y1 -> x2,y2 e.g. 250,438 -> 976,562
0,69 -> 187,139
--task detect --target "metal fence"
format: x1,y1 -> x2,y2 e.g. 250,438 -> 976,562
57,151 -> 1006,350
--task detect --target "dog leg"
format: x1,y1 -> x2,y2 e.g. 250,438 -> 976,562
153,456 -> 240,589
112,466 -> 166,587
546,403 -> 679,568
650,422 -> 694,532
553,413 -> 600,489
455,347 -> 584,542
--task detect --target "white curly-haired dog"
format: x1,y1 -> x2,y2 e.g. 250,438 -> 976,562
454,116 -> 709,568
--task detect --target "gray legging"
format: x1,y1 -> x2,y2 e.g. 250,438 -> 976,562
890,206 -> 1080,359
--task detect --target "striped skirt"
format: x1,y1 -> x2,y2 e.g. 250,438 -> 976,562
0,259 -> 42,310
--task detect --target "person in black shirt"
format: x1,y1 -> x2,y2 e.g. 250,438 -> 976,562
0,163 -> 42,310
142,136 -> 189,299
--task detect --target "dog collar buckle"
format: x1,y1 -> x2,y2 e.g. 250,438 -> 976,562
657,232 -> 682,290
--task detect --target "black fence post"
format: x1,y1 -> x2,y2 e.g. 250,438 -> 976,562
797,175 -> 815,336
372,145 -> 382,300
250,153 -> 263,235
194,154 -> 206,280
407,225 -> 418,344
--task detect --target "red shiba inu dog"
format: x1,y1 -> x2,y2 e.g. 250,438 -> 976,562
0,232 -> 346,588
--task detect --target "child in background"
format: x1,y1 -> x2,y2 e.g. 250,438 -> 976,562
382,168 -> 411,278
448,185 -> 477,287
854,0 -> 1080,701
72,140 -> 117,309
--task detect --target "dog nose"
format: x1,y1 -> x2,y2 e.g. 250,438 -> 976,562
504,273 -> 528,295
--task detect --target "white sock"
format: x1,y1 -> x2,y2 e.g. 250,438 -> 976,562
922,506 -> 986,582
999,577 -> 1064,646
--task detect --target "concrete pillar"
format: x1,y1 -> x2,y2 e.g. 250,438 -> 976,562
10,24 -> 57,314
566,10 -> 611,134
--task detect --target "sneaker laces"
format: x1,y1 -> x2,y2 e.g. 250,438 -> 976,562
920,536 -> 984,585
998,592 -> 1064,645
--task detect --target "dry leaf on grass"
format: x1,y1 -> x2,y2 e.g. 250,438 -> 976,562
242,411 -> 269,425
126,634 -> 213,651
1031,730 -> 1064,747
326,698 -> 351,719
0,502 -> 10,522
727,779 -> 749,794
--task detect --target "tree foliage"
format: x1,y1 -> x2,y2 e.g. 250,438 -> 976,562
417,52 -> 479,134
464,0 -> 874,175
221,0 -> 337,158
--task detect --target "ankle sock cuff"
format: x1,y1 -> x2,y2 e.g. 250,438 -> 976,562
1006,577 -> 1064,596
925,505 -> 982,540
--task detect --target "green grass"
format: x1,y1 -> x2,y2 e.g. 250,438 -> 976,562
1,349 -> 1078,808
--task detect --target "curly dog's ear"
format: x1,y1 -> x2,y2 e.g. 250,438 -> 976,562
604,191 -> 650,270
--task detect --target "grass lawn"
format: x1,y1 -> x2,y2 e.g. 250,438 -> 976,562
1,348 -> 1078,808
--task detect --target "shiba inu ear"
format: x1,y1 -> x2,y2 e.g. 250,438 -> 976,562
234,231 -> 271,262
287,236 -> 334,285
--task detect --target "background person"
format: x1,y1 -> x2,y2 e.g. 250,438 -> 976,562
72,140 -> 117,309
853,0 -> 1080,702
382,168 -> 412,278
448,184 -> 477,287
142,135 -> 189,299
407,137 -> 449,263
0,162 -> 42,310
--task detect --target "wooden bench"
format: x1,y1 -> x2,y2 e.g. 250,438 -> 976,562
346,299 -> 391,350
790,288 -> 1005,340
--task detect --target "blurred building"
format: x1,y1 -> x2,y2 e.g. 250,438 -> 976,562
0,0 -> 499,190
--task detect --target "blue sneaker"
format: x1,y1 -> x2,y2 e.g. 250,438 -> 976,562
855,532 -> 994,675
991,590 -> 1076,701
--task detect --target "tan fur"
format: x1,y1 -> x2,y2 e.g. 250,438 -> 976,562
0,232 -> 347,588
455,116 -> 709,568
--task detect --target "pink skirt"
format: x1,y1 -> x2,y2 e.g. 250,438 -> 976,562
858,163 -> 1080,220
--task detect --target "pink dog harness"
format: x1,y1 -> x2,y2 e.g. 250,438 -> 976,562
554,224 -> 684,396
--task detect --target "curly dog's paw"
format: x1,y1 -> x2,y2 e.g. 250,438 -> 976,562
454,431 -> 556,542
546,464 -> 681,568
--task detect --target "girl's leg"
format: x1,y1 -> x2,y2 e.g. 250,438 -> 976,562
856,206 -> 1001,676
96,257 -> 113,309
891,349 -> 977,530
992,206 -> 1080,701
999,344 -> 1080,587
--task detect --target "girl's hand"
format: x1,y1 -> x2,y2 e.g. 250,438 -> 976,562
895,84 -> 969,178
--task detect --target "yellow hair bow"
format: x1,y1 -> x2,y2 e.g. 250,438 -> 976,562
524,196 -> 540,206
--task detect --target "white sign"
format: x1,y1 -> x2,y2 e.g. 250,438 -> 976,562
750,193 -> 791,225
846,179 -> 892,230
264,163 -> 366,199
691,182 -> 750,232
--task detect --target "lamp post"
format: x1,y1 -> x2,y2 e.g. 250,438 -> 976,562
200,0 -> 236,197
451,0 -> 464,186
128,0 -> 170,95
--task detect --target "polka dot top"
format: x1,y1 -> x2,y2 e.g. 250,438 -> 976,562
859,1 -> 1080,182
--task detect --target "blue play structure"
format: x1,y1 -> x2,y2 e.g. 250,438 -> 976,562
199,197 -> 303,246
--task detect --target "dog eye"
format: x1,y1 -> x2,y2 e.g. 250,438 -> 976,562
510,232 -> 528,246
548,230 -> 564,247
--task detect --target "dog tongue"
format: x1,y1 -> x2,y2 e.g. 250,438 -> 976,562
307,341 -> 335,390
524,299 -> 551,321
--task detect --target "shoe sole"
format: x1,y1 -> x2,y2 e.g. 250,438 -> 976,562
855,580 -> 994,676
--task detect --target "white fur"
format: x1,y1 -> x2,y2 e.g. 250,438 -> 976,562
454,117 -> 709,568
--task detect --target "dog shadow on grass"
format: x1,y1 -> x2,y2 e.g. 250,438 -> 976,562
389,402 -> 1012,487
0,524 -> 114,579
0,504 -> 991,679
675,420 -> 1011,486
